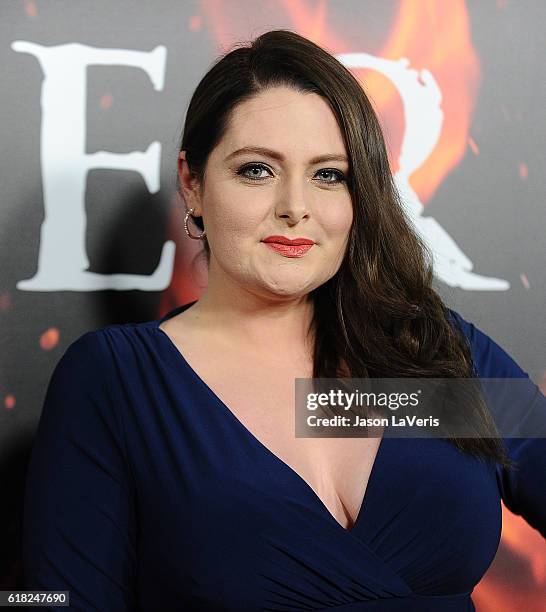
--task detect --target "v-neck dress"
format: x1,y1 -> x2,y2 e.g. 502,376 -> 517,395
22,304 -> 546,611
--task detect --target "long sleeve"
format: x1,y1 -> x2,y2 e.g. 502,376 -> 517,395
22,330 -> 138,610
447,308 -> 546,539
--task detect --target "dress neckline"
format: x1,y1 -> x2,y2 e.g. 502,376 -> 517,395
152,302 -> 387,535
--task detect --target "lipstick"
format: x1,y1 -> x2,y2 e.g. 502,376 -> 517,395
262,235 -> 315,258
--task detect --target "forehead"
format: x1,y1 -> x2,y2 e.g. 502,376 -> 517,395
216,86 -> 347,159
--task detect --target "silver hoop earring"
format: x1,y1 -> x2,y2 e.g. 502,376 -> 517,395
184,207 -> 207,240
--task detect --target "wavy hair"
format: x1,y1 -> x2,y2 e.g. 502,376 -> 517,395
177,29 -> 513,470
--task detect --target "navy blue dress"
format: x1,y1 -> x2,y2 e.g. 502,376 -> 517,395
23,303 -> 546,611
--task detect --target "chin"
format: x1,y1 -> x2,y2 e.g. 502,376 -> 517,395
259,280 -> 316,299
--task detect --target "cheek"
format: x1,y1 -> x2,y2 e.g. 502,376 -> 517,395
203,185 -> 265,246
319,199 -> 353,239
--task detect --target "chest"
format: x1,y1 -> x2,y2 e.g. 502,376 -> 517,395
141,319 -> 504,606
173,345 -> 383,531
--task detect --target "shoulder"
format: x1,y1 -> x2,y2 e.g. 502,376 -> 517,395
46,320 -> 158,415
50,328 -> 106,388
45,323 -> 144,397
50,327 -> 114,389
37,328 -> 130,460
62,319 -> 157,368
444,307 -> 530,380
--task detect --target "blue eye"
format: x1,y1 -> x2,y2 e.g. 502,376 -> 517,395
237,163 -> 271,180
236,163 -> 346,185
315,169 -> 346,184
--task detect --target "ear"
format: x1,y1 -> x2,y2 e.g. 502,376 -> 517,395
178,151 -> 203,216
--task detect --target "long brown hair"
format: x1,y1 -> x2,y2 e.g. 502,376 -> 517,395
177,29 -> 514,470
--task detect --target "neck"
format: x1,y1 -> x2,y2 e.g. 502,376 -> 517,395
188,278 -> 315,356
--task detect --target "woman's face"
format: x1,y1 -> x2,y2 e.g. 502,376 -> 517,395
180,85 -> 353,301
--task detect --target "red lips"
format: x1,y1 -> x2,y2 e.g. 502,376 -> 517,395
262,235 -> 315,245
261,235 -> 315,258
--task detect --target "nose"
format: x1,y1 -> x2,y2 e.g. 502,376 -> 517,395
274,175 -> 310,224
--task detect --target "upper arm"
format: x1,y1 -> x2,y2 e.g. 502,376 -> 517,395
22,330 -> 138,610
447,308 -> 546,539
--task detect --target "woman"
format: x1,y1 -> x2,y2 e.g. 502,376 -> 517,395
23,30 -> 545,611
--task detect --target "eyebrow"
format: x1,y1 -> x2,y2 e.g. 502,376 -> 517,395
224,146 -> 349,165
